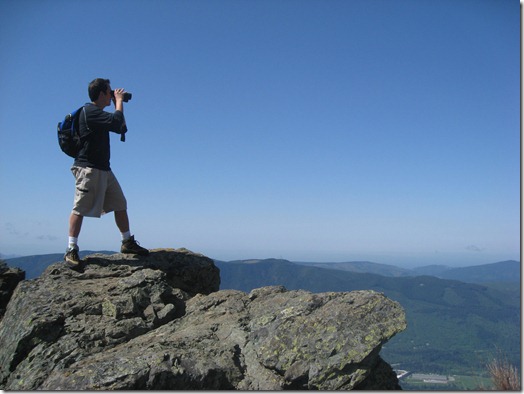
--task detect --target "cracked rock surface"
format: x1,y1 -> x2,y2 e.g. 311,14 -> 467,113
0,249 -> 406,390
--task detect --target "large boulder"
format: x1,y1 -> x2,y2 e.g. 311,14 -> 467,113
0,249 -> 406,390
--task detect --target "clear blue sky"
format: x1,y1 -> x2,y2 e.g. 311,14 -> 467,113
0,0 -> 520,267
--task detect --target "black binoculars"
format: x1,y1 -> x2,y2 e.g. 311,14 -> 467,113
111,90 -> 132,102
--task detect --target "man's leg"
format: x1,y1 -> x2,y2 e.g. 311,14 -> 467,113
115,210 -> 149,256
65,212 -> 84,268
114,210 -> 130,234
69,212 -> 84,238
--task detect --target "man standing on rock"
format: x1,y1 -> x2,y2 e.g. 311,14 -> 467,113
64,78 -> 149,270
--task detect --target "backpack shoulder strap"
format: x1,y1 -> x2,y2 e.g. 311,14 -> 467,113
78,105 -> 93,141
81,105 -> 91,132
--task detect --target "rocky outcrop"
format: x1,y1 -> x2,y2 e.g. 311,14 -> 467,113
0,260 -> 25,320
0,249 -> 406,390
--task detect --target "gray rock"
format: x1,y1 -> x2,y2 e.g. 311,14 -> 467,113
0,260 -> 25,320
0,249 -> 406,390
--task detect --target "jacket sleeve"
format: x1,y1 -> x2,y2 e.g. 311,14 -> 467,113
88,107 -> 125,134
111,110 -> 125,134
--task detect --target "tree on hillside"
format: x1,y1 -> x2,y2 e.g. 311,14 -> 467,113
487,356 -> 520,390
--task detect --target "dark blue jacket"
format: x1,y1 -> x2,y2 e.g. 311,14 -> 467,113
74,103 -> 125,171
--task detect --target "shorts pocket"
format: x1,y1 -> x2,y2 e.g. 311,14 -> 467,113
74,167 -> 95,194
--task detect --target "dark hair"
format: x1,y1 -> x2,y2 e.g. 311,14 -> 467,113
88,78 -> 111,101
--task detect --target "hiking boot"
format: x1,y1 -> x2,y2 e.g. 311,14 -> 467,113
64,246 -> 83,271
121,235 -> 149,256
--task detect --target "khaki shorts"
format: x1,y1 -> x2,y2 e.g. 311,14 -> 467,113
71,166 -> 127,218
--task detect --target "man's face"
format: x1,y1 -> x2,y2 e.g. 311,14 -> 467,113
100,86 -> 112,107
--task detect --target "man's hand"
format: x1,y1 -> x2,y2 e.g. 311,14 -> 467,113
112,88 -> 125,112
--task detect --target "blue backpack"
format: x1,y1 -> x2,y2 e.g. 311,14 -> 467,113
57,106 -> 90,158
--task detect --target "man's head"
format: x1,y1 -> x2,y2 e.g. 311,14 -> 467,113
88,78 -> 112,107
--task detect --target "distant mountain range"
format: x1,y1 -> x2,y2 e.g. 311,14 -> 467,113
0,253 -> 20,260
417,260 -> 520,283
5,252 -> 519,284
292,259 -> 520,283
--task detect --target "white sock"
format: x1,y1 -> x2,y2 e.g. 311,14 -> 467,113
121,231 -> 131,241
68,236 -> 78,249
